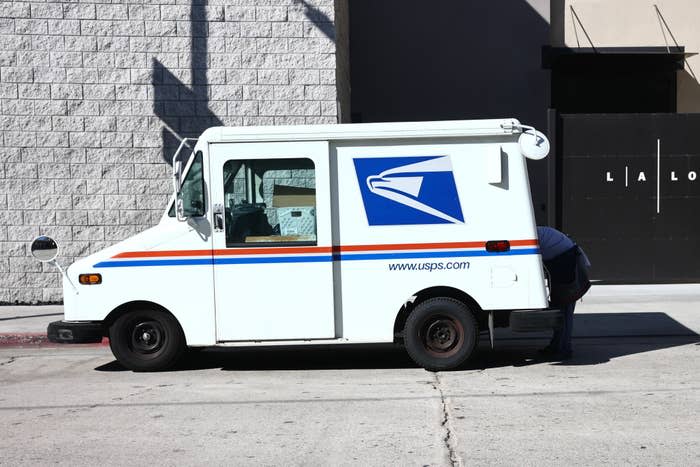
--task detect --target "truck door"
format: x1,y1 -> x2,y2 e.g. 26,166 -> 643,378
209,141 -> 336,341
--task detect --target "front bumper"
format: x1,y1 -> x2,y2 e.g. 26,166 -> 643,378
47,320 -> 104,344
509,309 -> 562,332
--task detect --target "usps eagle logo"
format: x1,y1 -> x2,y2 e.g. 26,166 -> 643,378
353,156 -> 465,226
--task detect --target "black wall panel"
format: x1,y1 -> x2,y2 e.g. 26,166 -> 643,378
560,114 -> 700,282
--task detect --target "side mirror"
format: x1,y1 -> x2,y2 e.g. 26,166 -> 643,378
173,160 -> 182,193
173,160 -> 187,222
176,196 -> 186,221
31,236 -> 59,263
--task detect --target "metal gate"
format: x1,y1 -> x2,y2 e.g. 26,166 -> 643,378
558,113 -> 700,282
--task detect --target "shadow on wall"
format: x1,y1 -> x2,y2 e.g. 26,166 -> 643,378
152,0 -> 222,165
678,70 -> 700,113
349,0 -> 550,129
153,0 -> 338,165
293,0 -> 336,40
153,59 -> 223,166
349,0 -> 550,222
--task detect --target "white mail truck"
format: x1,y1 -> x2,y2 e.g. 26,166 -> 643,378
32,119 -> 560,371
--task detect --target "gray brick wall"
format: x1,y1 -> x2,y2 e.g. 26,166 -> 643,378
0,0 -> 345,304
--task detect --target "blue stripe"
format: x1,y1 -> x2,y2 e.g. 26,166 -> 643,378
339,248 -> 540,261
93,248 -> 540,268
94,258 -> 214,268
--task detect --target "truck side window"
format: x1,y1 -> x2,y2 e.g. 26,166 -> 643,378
222,158 -> 316,247
171,151 -> 205,218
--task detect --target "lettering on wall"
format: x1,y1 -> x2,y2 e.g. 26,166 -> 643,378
605,169 -> 698,183
600,138 -> 698,214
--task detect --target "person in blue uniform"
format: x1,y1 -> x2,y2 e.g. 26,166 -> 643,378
537,226 -> 590,359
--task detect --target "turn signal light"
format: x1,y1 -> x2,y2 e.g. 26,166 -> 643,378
485,240 -> 510,253
79,273 -> 102,285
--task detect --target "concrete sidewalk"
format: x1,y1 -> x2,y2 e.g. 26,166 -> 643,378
0,305 -> 65,347
1,284 -> 699,347
0,305 -> 110,347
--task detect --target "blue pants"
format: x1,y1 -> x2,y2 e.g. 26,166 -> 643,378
551,302 -> 575,353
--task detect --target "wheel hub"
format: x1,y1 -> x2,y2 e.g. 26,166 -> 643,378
423,317 -> 462,355
131,321 -> 164,354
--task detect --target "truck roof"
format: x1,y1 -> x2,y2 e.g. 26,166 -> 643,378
198,118 -> 523,144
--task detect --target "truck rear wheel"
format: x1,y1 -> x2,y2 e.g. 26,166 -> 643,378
404,297 -> 478,371
109,309 -> 185,372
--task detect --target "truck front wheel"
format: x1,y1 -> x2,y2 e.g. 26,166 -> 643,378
109,309 -> 185,372
404,297 -> 478,371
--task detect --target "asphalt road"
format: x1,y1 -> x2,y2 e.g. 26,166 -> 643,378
2,285 -> 700,466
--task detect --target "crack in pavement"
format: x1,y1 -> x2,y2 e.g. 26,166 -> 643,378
432,373 -> 462,467
0,356 -> 16,366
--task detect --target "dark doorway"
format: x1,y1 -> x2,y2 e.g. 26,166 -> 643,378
558,113 -> 700,282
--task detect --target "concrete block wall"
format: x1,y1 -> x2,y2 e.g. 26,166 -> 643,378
0,0 -> 345,303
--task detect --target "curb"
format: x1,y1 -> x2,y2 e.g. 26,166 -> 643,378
0,333 -> 109,348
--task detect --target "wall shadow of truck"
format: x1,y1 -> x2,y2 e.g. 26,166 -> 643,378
94,312 -> 698,372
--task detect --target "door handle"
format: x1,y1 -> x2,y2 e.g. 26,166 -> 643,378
213,204 -> 224,232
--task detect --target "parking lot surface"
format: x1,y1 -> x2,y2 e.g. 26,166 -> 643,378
1,285 -> 699,466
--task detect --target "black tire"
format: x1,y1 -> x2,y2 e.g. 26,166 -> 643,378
109,309 -> 186,372
404,297 -> 478,371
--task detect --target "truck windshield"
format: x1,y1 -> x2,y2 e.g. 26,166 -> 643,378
168,151 -> 205,217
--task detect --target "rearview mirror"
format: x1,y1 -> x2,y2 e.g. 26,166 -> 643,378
31,236 -> 59,263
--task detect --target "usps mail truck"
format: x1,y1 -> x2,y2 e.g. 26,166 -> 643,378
32,119 -> 559,371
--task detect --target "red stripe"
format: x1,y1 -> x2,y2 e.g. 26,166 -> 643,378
112,239 -> 539,259
339,241 -> 484,252
508,239 -> 540,247
339,239 -> 537,252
